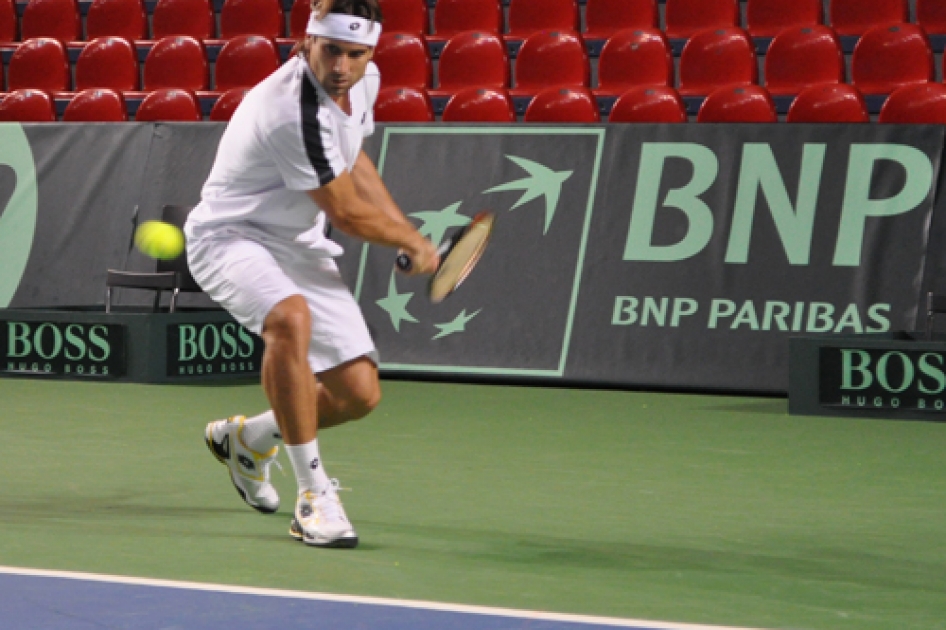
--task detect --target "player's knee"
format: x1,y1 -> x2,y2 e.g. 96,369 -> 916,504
263,297 -> 310,346
347,383 -> 381,420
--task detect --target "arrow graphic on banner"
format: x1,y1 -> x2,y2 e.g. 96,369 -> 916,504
409,202 -> 471,247
376,273 -> 418,332
484,155 -> 573,235
432,309 -> 482,340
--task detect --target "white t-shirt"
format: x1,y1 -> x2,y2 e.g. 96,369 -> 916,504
186,54 -> 380,256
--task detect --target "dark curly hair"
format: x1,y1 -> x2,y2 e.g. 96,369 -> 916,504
311,0 -> 383,23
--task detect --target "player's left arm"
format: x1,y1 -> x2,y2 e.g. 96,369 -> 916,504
350,150 -> 414,229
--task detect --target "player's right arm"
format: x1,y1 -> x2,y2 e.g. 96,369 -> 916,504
307,175 -> 439,274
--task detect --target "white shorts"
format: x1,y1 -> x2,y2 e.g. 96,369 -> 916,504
186,226 -> 378,373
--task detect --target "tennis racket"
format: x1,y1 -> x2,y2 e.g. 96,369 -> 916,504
396,211 -> 495,303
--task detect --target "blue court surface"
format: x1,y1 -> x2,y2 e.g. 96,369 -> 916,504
0,568 -> 759,630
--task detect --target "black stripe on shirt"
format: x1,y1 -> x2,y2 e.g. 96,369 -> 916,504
301,73 -> 336,187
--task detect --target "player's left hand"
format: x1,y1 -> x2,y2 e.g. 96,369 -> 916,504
398,238 -> 439,276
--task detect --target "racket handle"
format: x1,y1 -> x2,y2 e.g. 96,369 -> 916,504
396,238 -> 452,273
395,253 -> 412,272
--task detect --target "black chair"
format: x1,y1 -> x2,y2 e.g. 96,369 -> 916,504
927,292 -> 946,340
105,204 -> 201,313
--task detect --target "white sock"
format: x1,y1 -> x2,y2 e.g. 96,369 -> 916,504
240,411 -> 281,454
285,438 -> 333,495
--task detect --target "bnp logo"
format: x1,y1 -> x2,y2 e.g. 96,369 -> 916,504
0,125 -> 39,308
625,143 -> 934,266
374,155 -> 572,338
356,127 -> 604,376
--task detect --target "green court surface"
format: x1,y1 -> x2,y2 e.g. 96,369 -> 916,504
1,378 -> 945,630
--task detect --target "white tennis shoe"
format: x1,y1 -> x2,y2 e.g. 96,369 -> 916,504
289,486 -> 359,548
205,416 -> 280,514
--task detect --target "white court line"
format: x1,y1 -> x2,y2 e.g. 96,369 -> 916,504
0,565 -> 766,630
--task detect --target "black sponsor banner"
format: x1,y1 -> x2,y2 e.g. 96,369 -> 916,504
819,345 -> 946,413
0,319 -> 125,378
166,320 -> 264,378
567,124 -> 943,392
2,123 -> 945,392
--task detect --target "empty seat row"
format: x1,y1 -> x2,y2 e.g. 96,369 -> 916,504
375,0 -> 946,41
0,0 -> 309,43
375,83 -> 946,124
5,81 -> 946,124
7,0 -> 946,48
5,24 -> 929,117
0,34 -> 277,93
0,85 -> 248,120
374,23 -> 939,113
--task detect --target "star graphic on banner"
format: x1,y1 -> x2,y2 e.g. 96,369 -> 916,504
376,273 -> 418,332
484,155 -> 573,235
432,309 -> 482,340
409,202 -> 471,247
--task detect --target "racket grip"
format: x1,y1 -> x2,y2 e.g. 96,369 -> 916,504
395,253 -> 412,272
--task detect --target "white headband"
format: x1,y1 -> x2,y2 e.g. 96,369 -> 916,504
306,13 -> 382,47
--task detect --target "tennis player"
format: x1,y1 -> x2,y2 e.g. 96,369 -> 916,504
185,0 -> 438,548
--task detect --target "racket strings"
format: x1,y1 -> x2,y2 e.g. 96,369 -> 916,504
430,215 -> 493,303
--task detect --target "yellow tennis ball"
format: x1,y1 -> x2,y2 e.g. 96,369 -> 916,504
135,220 -> 185,260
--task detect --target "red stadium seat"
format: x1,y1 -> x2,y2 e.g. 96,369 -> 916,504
524,86 -> 599,122
665,0 -> 739,40
786,83 -> 870,123
214,35 -> 279,91
0,89 -> 57,121
433,0 -> 502,40
506,0 -> 579,40
830,0 -> 908,37
429,31 -> 508,98
152,0 -> 215,40
697,85 -> 776,122
678,27 -> 756,97
584,0 -> 658,41
374,86 -> 434,121
7,37 -> 70,92
143,36 -> 208,91
377,0 -> 428,37
746,0 -> 822,39
442,87 -> 515,121
523,87 -> 601,123
86,0 -> 147,42
765,26 -> 843,96
879,82 -> 946,123
0,0 -> 16,43
786,83 -> 868,122
373,33 -> 431,90
21,0 -> 80,42
75,36 -> 139,91
219,0 -> 283,39
608,85 -> 687,122
135,88 -> 202,121
918,0 -> 946,35
62,88 -> 128,121
852,23 -> 933,95
209,87 -> 248,120
509,30 -> 589,98
288,0 -> 310,39
594,28 -> 672,99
